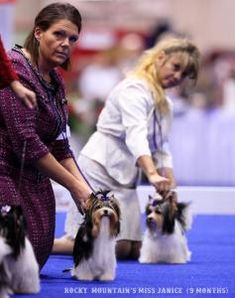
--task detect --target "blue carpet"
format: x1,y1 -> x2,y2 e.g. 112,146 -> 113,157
12,214 -> 235,298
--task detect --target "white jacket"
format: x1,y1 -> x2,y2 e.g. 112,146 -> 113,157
80,78 -> 173,186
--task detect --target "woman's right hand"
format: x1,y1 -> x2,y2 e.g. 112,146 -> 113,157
148,172 -> 171,193
137,155 -> 171,193
70,185 -> 92,215
71,194 -> 86,215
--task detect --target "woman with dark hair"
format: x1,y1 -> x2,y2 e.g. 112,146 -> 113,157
0,2 -> 92,269
0,36 -> 36,108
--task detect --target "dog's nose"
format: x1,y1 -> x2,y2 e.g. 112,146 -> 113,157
147,217 -> 153,223
104,209 -> 108,215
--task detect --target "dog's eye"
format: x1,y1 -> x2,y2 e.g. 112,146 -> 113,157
95,204 -> 102,210
155,208 -> 162,215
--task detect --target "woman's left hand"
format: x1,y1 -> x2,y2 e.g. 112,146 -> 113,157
148,172 -> 171,193
158,167 -> 176,188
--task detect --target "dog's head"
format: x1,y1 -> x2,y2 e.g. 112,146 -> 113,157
85,190 -> 121,238
0,205 -> 26,258
145,191 -> 189,234
73,191 -> 121,266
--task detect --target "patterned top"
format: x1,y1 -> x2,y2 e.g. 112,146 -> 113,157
0,37 -> 18,89
0,45 -> 73,268
0,45 -> 73,178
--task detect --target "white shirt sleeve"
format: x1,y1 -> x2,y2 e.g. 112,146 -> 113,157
118,83 -> 152,162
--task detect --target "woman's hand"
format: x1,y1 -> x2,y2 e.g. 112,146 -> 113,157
148,172 -> 171,193
137,155 -> 171,192
10,80 -> 37,109
70,185 -> 91,215
158,167 -> 176,188
71,193 -> 86,215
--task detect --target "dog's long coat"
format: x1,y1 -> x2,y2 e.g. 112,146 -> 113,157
0,205 -> 40,298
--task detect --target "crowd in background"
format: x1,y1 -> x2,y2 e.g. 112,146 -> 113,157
1,2 -> 235,188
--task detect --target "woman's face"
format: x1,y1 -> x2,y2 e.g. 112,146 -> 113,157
35,19 -> 79,69
156,52 -> 188,89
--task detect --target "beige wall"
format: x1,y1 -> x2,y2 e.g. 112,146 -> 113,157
168,0 -> 235,52
14,0 -> 40,29
13,0 -> 235,53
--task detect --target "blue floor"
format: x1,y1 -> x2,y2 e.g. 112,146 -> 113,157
13,214 -> 235,298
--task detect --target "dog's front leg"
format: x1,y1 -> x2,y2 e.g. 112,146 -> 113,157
72,262 -> 94,281
10,239 -> 40,293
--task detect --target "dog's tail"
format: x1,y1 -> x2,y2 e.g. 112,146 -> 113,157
0,237 -> 12,263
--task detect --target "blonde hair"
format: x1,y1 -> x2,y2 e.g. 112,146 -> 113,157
128,36 -> 200,113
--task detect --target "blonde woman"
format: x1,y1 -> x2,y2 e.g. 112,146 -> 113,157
54,36 -> 200,259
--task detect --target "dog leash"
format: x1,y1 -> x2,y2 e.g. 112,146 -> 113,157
60,127 -> 100,216
71,150 -> 95,194
153,108 -> 165,174
148,106 -> 166,174
61,129 -> 96,195
152,106 -> 178,198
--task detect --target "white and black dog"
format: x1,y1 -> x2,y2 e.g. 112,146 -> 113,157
0,205 -> 40,298
139,191 -> 192,264
72,191 -> 121,281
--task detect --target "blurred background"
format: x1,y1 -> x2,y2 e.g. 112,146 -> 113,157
1,0 -> 235,188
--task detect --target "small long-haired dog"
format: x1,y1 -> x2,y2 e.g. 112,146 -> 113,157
139,191 -> 192,264
72,190 -> 121,281
0,205 -> 40,298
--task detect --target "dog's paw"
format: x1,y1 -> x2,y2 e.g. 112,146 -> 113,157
72,268 -> 94,281
77,274 -> 94,281
138,256 -> 152,264
0,288 -> 12,298
99,272 -> 115,281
